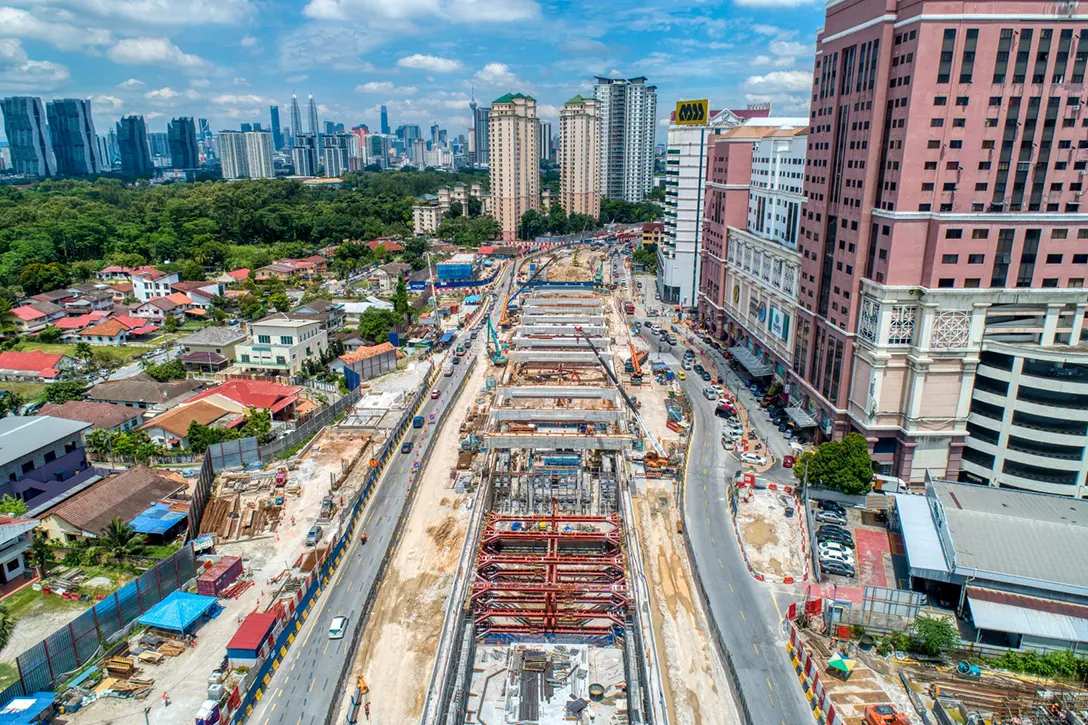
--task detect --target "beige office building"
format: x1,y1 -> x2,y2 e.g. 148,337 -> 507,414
488,93 -> 539,241
559,96 -> 601,218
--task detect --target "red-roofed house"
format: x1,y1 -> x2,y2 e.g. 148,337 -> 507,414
222,268 -> 250,284
0,350 -> 73,380
302,255 -> 328,275
130,267 -> 180,302
134,295 -> 186,322
255,263 -> 299,281
79,319 -> 131,346
97,265 -> 134,281
56,311 -> 111,338
329,342 -> 397,389
189,379 -> 302,420
109,282 -> 134,303
4,305 -> 49,334
366,239 -> 405,254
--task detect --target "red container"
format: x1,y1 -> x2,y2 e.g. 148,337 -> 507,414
196,555 -> 243,596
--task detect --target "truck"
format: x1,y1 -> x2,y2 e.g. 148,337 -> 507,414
413,415 -> 425,429
443,362 -> 454,376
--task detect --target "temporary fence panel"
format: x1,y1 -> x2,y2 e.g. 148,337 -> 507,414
258,387 -> 362,460
1,546 -> 196,708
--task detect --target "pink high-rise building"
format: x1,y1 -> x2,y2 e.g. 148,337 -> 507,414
790,0 -> 1088,492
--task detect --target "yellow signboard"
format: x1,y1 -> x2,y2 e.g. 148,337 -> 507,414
675,99 -> 709,125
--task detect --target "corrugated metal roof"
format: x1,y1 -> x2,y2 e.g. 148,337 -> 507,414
968,588 -> 1088,643
0,416 -> 90,466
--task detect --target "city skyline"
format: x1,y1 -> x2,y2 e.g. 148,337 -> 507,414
0,1 -> 825,145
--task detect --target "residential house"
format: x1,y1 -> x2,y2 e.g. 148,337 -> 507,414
31,289 -> 77,307
56,311 -> 111,339
288,300 -> 346,331
189,379 -> 303,420
78,318 -> 134,346
0,351 -> 74,380
329,342 -> 397,389
36,465 -> 185,542
63,289 -> 114,315
130,267 -> 181,302
109,282 -> 134,303
27,300 -> 66,326
97,265 -> 135,281
4,306 -> 50,334
0,416 -> 97,511
86,375 -> 205,411
365,239 -> 405,254
301,255 -> 328,276
139,400 -> 238,449
0,515 -> 39,590
373,263 -> 412,295
172,281 -> 223,311
177,325 -> 247,373
234,317 -> 328,376
221,268 -> 250,285
254,263 -> 298,281
39,400 -> 145,441
134,294 -> 188,322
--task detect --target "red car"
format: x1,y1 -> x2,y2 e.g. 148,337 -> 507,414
782,455 -> 795,469
430,389 -> 441,399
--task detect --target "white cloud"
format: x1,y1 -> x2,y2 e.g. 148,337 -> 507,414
281,25 -> 378,71
233,77 -> 250,86
144,86 -> 179,100
107,37 -> 211,72
5,0 -> 253,26
303,0 -> 538,23
561,38 -> 608,55
240,35 -> 258,47
356,81 -> 417,95
752,54 -> 796,68
285,74 -> 308,83
743,69 -> 813,93
769,40 -> 813,58
397,54 -> 461,73
0,6 -> 111,50
0,38 -> 69,92
189,78 -> 211,88
737,0 -> 817,6
213,93 -> 272,105
94,94 -> 123,109
117,77 -> 144,89
474,62 -> 520,87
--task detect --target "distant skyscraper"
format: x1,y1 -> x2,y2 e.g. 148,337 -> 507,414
289,95 -> 303,147
594,76 -> 657,202
198,118 -> 210,140
117,116 -> 153,178
538,119 -> 553,163
292,133 -> 319,176
380,105 -> 390,135
322,133 -> 352,178
46,98 -> 102,176
307,94 -> 319,136
218,130 -> 248,179
0,96 -> 55,176
148,132 -> 170,161
240,123 -> 253,133
105,129 -> 119,166
430,123 -> 441,147
253,123 -> 263,132
559,96 -> 601,218
365,134 -> 391,169
269,106 -> 283,150
167,117 -> 199,169
245,130 -> 275,179
489,93 -> 539,241
469,95 -> 490,166
412,138 -> 426,168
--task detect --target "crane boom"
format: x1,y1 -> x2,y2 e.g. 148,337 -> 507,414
574,326 -> 666,457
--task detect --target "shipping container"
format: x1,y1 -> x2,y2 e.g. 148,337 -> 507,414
196,555 -> 243,597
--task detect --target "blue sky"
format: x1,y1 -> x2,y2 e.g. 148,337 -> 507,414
0,0 -> 824,143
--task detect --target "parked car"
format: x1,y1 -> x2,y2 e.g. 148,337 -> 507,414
818,500 -> 847,514
782,455 -> 795,468
740,453 -> 768,466
715,404 -> 737,419
821,560 -> 856,578
700,371 -> 712,381
682,360 -> 693,370
703,387 -> 718,400
815,509 -> 848,526
328,615 -> 348,639
693,364 -> 705,374
818,540 -> 855,558
817,523 -> 851,537
817,531 -> 855,548
819,550 -> 856,568
306,525 -> 322,546
401,440 -> 414,454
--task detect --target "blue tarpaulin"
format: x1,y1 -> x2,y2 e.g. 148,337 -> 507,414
129,503 -> 187,535
463,294 -> 482,304
138,591 -> 218,633
439,331 -> 455,344
0,693 -> 55,724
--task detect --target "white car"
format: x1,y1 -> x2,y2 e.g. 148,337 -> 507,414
712,384 -> 725,396
703,387 -> 717,400
328,615 -> 348,639
819,549 -> 855,567
818,541 -> 854,559
740,453 -> 768,466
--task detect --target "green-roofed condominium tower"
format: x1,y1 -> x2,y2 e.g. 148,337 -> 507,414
489,93 -> 540,241
560,95 -> 601,218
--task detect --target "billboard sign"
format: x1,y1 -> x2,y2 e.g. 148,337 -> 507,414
674,99 -> 709,125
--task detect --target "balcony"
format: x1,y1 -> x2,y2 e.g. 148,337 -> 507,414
1001,459 -> 1080,486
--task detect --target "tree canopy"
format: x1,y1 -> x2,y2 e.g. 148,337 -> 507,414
792,433 -> 873,495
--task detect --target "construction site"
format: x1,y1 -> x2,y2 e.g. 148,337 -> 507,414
423,249 -> 669,725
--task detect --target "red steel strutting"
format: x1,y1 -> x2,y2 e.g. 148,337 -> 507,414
471,499 -> 630,637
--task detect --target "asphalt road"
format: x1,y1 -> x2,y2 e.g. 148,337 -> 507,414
635,312 -> 811,725
245,327 -> 486,725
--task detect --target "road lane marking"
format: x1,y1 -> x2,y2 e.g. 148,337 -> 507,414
768,692 -> 775,708
718,558 -> 723,568
739,609 -> 746,621
309,677 -> 315,693
767,678 -> 773,691
753,643 -> 760,654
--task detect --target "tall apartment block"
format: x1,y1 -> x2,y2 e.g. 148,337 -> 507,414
594,76 -> 657,202
46,98 -> 102,176
488,93 -> 540,241
469,99 -> 490,166
559,96 -> 601,218
293,133 -> 319,176
116,116 -> 153,178
244,130 -> 275,179
0,96 -> 55,177
780,0 -> 1088,493
167,117 -> 199,170
218,130 -> 248,179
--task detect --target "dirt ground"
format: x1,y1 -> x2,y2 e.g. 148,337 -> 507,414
341,356 -> 488,724
735,487 -> 806,579
634,481 -> 740,725
549,251 -> 602,283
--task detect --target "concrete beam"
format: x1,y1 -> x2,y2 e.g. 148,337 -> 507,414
496,386 -> 619,402
488,409 -> 625,423
527,288 -> 597,298
483,433 -> 633,450
521,315 -> 606,326
511,337 -> 610,348
522,298 -> 602,308
516,325 -> 608,337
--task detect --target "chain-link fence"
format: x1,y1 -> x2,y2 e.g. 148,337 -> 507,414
0,546 -> 196,706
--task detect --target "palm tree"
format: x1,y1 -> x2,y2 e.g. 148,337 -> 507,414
0,604 -> 14,653
74,342 -> 93,361
97,518 -> 145,564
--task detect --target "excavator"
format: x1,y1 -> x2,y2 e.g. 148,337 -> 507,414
864,705 -> 910,725
486,316 -> 507,366
627,343 -> 645,385
500,254 -> 559,330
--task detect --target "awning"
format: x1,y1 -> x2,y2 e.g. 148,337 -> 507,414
129,502 -> 188,535
784,405 -> 818,428
893,493 -> 951,579
439,331 -> 455,344
968,588 -> 1088,643
728,345 -> 775,377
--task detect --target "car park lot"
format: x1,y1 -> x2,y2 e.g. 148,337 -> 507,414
808,498 -> 899,593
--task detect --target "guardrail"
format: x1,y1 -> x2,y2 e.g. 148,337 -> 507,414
327,355 -> 478,725
230,365 -> 434,724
